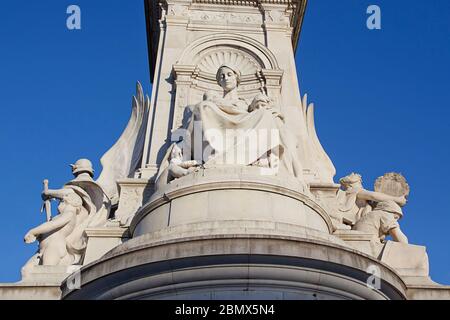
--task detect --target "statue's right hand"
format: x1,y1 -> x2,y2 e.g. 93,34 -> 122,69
24,231 -> 36,244
41,191 -> 50,201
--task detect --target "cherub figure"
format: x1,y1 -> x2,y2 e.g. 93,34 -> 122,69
168,143 -> 200,179
248,93 -> 304,179
247,94 -> 282,169
154,142 -> 201,190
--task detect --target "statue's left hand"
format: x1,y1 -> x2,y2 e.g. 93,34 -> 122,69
24,231 -> 37,244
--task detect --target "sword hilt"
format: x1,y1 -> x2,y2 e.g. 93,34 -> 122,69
42,179 -> 51,221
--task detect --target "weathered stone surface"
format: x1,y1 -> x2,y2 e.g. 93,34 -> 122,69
62,234 -> 407,300
380,241 -> 429,277
83,225 -> 130,265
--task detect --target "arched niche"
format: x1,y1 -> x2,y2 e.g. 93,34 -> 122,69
171,33 -> 283,130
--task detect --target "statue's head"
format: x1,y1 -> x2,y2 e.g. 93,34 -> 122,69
70,158 -> 94,177
339,173 -> 363,190
216,64 -> 241,92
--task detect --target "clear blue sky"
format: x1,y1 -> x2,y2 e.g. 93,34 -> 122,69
0,1 -> 449,285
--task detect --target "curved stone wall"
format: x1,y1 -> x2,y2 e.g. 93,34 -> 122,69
131,168 -> 334,237
62,234 -> 407,300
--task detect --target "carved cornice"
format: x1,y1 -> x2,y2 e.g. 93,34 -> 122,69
192,0 -> 296,5
145,0 -> 307,83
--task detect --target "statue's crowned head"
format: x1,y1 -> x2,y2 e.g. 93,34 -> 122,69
216,64 -> 241,91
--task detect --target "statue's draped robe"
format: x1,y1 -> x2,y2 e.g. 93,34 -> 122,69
156,96 -> 304,188
185,99 -> 283,167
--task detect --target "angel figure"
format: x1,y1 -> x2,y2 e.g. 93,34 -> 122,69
23,159 -> 110,270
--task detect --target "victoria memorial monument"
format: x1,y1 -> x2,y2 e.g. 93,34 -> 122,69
1,0 -> 449,300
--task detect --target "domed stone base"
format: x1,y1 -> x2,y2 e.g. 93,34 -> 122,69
62,232 -> 407,300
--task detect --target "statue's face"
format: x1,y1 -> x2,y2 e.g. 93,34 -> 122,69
218,67 -> 238,92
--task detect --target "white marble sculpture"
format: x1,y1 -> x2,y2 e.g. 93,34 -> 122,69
337,173 -> 375,224
336,172 -> 409,243
23,159 -> 110,269
156,64 -> 305,186
156,142 -> 200,184
352,173 -> 410,244
4,1 -> 448,301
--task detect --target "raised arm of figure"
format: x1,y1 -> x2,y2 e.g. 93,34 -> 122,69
389,227 -> 409,244
24,208 -> 76,243
357,190 -> 407,207
42,188 -> 75,201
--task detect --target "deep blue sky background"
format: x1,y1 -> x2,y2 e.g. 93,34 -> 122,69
0,1 -> 449,284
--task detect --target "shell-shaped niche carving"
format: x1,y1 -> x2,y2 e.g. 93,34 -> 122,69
195,48 -> 261,77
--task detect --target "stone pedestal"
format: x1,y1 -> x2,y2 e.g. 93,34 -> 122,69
62,232 -> 407,300
84,225 -> 130,265
379,242 -> 429,278
0,282 -> 62,300
114,178 -> 154,224
0,266 -> 79,300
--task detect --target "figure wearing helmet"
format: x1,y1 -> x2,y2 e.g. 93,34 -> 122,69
70,158 -> 94,179
23,159 -> 107,270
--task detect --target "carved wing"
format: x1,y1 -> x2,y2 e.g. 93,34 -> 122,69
96,82 -> 150,202
301,94 -> 336,183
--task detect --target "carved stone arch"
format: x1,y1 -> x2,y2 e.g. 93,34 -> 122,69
178,33 -> 280,70
172,33 -> 283,130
